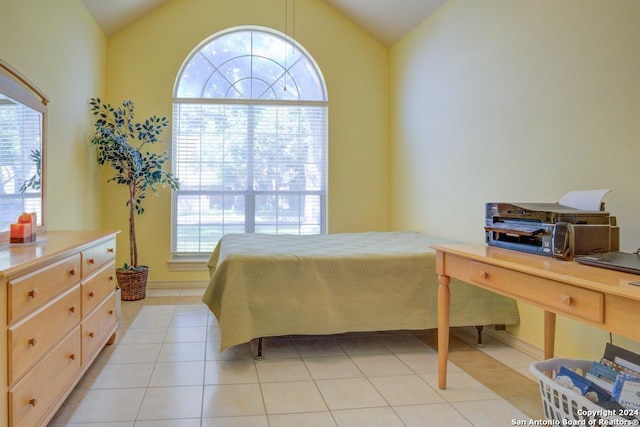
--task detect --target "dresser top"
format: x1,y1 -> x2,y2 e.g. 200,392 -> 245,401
0,230 -> 119,278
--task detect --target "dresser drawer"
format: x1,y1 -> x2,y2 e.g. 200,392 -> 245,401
81,291 -> 117,364
82,261 -> 116,318
82,238 -> 116,278
470,261 -> 604,323
9,326 -> 81,427
8,254 -> 81,323
8,285 -> 81,385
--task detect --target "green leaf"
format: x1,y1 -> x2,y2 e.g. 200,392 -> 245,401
89,98 -> 180,266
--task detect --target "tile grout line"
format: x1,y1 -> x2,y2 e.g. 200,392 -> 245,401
51,293 -> 541,425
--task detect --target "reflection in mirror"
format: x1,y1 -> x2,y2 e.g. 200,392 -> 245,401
0,60 -> 48,242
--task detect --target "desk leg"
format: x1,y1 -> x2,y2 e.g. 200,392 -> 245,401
438,274 -> 451,390
544,310 -> 556,359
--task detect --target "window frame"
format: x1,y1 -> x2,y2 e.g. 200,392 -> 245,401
170,26 -> 328,262
0,59 -> 48,243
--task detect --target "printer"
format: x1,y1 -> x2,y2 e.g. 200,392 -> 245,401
485,202 -> 619,260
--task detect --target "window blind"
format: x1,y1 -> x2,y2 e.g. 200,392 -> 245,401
0,95 -> 42,228
172,101 -> 327,253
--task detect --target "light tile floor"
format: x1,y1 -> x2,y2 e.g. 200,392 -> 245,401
48,288 -> 545,426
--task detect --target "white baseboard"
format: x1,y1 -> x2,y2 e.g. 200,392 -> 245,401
483,327 -> 545,360
147,281 -> 208,289
453,326 -> 544,360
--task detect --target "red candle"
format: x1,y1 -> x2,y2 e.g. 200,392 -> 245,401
18,212 -> 32,224
10,223 -> 31,243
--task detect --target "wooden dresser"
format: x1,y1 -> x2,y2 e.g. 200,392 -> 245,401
0,230 -> 119,427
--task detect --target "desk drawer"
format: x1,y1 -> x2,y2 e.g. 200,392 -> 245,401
9,326 -> 81,427
82,238 -> 116,278
8,254 -> 81,323
470,261 -> 604,324
8,285 -> 81,384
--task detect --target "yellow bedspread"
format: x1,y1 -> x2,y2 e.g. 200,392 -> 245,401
203,232 -> 519,351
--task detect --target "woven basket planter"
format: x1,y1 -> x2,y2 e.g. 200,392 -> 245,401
116,266 -> 149,301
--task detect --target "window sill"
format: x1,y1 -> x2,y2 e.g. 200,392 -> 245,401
168,255 -> 209,272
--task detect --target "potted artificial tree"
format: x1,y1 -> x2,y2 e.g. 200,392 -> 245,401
90,98 -> 179,300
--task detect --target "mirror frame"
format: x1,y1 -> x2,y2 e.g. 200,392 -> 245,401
0,59 -> 48,243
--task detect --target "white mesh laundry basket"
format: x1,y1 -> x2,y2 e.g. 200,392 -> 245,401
529,358 -> 636,425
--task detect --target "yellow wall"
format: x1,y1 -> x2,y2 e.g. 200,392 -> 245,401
390,0 -> 640,359
7,0 -> 633,361
104,0 -> 391,282
0,0 -> 106,231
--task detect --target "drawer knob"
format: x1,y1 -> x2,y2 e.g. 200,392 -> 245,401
88,291 -> 95,298
479,271 -> 489,280
28,288 -> 38,299
29,398 -> 37,407
109,275 -> 115,281
88,258 -> 95,265
560,294 -> 573,306
69,268 -> 77,276
69,353 -> 76,360
107,247 -> 114,253
69,305 -> 76,313
108,309 -> 115,316
88,332 -> 95,338
28,337 -> 37,347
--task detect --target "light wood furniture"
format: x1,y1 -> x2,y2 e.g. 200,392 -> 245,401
0,230 -> 119,426
432,243 -> 640,390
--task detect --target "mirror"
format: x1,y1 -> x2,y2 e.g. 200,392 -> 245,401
0,59 -> 48,243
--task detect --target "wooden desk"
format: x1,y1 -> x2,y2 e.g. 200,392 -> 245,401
432,244 -> 640,390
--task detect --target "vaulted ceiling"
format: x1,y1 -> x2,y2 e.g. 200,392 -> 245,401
82,0 -> 446,46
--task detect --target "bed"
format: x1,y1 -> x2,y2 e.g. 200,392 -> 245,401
202,231 -> 519,354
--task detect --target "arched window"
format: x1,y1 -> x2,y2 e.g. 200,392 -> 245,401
172,27 -> 328,254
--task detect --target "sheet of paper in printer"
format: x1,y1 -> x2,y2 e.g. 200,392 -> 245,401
559,189 -> 612,211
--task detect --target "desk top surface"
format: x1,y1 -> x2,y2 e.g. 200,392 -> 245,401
431,243 -> 640,301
